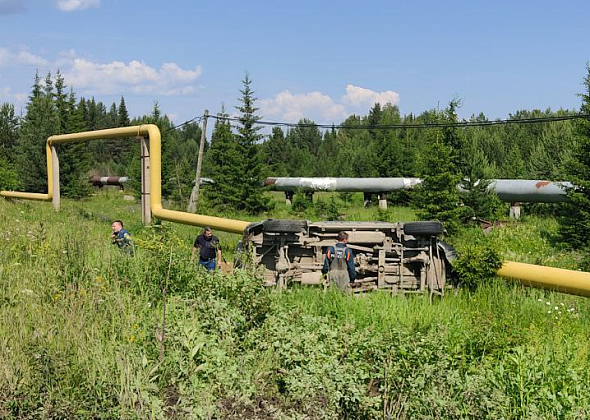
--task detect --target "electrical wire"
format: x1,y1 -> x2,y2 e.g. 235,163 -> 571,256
207,113 -> 590,130
163,115 -> 203,133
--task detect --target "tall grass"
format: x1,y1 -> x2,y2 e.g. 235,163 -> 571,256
1,193 -> 590,419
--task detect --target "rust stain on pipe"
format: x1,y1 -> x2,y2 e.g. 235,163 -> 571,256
535,181 -> 551,189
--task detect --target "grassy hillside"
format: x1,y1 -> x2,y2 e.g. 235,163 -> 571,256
1,192 -> 590,419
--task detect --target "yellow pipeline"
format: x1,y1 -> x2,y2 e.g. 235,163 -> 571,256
0,142 -> 53,200
5,125 -> 590,296
1,125 -> 249,234
499,261 -> 590,297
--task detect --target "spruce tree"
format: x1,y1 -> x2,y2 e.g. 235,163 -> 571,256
203,111 -> 243,210
262,126 -> 291,177
61,89 -> 93,198
559,64 -> 590,249
414,139 -> 465,235
0,102 -> 20,190
235,73 -> 269,213
16,72 -> 57,192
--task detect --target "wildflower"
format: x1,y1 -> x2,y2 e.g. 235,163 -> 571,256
560,302 -> 565,307
129,336 -> 135,343
554,306 -> 559,310
538,299 -> 542,302
546,302 -> 551,305
547,310 -> 551,314
132,324 -> 139,330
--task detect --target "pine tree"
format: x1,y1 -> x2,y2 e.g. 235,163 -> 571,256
234,73 -> 269,213
60,89 -> 93,198
0,102 -> 20,190
203,111 -> 243,210
262,126 -> 291,177
0,102 -> 19,153
559,64 -> 590,250
16,72 -> 57,192
117,96 -> 130,127
414,139 -> 465,235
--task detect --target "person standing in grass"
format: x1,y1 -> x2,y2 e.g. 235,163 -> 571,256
191,226 -> 221,271
322,231 -> 356,291
111,220 -> 134,256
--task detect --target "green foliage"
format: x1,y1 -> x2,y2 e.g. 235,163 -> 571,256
314,197 -> 340,220
559,63 -> 590,249
234,73 -> 269,214
1,194 -> 590,418
290,190 -> 312,213
202,112 -> 243,211
414,140 -> 465,234
452,240 -> 503,290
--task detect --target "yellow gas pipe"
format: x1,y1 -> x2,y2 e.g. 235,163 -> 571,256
0,125 -> 249,234
3,126 -> 590,296
498,261 -> 590,298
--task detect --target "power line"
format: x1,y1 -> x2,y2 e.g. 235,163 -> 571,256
207,113 -> 590,130
163,115 -> 203,133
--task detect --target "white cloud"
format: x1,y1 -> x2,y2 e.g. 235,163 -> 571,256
342,84 -> 400,108
0,86 -> 27,105
0,47 -> 49,67
260,85 -> 400,123
260,90 -> 347,122
56,0 -> 99,11
63,58 -> 203,96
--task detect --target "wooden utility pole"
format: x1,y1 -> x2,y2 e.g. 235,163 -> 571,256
187,110 -> 208,213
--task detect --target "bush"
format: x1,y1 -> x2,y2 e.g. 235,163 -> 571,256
452,242 -> 502,290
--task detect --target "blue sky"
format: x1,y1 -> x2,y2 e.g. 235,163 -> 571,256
1,0 -> 589,126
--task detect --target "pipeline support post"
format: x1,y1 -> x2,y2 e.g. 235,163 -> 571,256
509,202 -> 521,219
51,144 -> 60,211
378,192 -> 387,210
140,136 -> 151,224
285,191 -> 294,206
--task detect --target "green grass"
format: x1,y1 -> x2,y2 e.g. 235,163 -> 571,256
2,192 -> 590,419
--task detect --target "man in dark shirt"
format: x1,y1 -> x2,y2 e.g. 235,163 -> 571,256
321,231 -> 356,291
191,226 -> 221,271
110,220 -> 134,256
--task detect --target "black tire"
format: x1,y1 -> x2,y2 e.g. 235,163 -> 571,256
404,221 -> 443,236
263,219 -> 308,233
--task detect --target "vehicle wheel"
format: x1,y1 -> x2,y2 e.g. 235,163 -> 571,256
404,221 -> 443,236
263,219 -> 308,233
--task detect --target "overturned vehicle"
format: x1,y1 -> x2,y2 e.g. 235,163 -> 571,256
238,219 -> 454,295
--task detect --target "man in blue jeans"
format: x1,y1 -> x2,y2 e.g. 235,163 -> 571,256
191,227 -> 221,271
322,231 -> 356,291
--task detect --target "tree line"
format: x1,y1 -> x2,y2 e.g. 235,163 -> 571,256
1,67 -> 590,257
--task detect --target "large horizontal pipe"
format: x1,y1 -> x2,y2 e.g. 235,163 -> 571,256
265,177 -> 572,203
264,177 -> 422,192
89,176 -> 130,187
487,180 -> 571,203
499,261 -> 590,298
